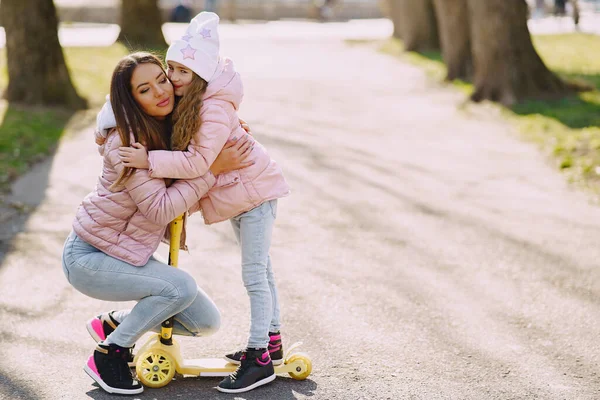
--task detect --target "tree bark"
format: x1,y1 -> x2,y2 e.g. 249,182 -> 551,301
387,0 -> 402,39
467,0 -> 567,105
572,0 -> 580,26
396,0 -> 439,52
226,0 -> 237,22
432,0 -> 472,81
0,0 -> 86,108
119,0 -> 166,49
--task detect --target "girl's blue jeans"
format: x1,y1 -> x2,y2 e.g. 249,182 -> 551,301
230,199 -> 281,349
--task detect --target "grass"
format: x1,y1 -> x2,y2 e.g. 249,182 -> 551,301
0,44 -> 130,191
378,34 -> 600,194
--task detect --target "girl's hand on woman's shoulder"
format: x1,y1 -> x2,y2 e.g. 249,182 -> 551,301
210,134 -> 255,176
119,142 -> 150,169
95,130 -> 107,146
239,118 -> 252,135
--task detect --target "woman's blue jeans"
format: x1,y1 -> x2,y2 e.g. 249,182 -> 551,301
62,231 -> 220,348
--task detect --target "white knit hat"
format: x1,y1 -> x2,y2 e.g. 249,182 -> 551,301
166,12 -> 220,82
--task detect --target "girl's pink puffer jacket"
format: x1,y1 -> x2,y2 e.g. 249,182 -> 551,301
73,131 -> 216,266
146,57 -> 290,224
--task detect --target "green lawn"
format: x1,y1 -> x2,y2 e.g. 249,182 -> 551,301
0,44 -> 130,191
379,34 -> 600,194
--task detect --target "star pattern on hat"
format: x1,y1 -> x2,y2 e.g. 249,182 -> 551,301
200,28 -> 211,39
181,44 -> 197,60
182,34 -> 193,42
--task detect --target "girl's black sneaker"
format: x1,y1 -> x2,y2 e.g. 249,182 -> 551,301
224,331 -> 284,365
83,343 -> 143,395
217,348 -> 276,393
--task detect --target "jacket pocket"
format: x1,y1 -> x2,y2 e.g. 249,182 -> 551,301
207,180 -> 253,218
215,170 -> 241,188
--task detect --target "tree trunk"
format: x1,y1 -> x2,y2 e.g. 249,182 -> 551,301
467,0 -> 567,105
119,0 -> 166,49
397,0 -> 439,52
226,0 -> 237,22
387,0 -> 402,39
572,0 -> 580,26
0,0 -> 86,108
432,0 -> 472,81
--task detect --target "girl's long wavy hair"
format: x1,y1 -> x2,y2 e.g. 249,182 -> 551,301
171,73 -> 208,151
110,52 -> 172,188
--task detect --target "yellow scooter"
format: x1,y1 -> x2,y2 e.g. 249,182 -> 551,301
134,215 -> 312,388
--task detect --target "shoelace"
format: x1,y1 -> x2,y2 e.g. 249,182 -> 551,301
229,357 -> 252,382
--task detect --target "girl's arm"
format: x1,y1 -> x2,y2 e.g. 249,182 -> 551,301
148,104 -> 232,179
118,131 -> 255,182
106,141 -> 216,226
119,115 -> 254,174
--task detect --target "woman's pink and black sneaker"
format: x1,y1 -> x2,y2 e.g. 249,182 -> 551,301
86,311 -> 119,343
86,311 -> 135,367
83,343 -> 143,395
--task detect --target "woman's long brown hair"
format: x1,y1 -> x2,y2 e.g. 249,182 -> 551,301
110,52 -> 171,188
171,73 -> 208,151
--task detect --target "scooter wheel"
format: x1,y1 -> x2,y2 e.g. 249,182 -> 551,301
286,352 -> 312,380
136,349 -> 176,388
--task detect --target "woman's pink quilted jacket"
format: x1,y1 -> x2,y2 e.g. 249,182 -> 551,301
146,57 -> 290,224
73,130 -> 216,266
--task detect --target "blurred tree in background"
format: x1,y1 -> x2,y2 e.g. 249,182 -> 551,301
119,0 -> 166,49
387,0 -> 403,39
0,0 -> 86,108
432,0 -> 471,81
468,0 -> 566,104
388,0 -> 575,105
395,0 -> 439,52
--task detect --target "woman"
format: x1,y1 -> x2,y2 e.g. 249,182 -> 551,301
61,52 -> 252,395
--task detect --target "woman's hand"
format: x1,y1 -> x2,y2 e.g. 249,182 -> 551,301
210,134 -> 255,175
119,143 -> 149,169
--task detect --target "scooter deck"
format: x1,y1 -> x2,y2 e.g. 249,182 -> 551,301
178,358 -> 237,377
135,336 -> 308,380
178,358 -> 289,377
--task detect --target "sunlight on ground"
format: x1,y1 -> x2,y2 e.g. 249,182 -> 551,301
377,33 -> 600,195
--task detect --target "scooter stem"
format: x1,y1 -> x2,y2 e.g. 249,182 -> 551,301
161,214 -> 185,345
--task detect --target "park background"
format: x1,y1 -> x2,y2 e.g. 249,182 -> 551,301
1,1 -> 600,399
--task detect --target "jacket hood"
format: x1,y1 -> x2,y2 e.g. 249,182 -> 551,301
95,96 -> 117,156
203,57 -> 243,110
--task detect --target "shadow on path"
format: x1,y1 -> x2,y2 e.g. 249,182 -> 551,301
0,103 -> 79,272
85,376 -> 318,400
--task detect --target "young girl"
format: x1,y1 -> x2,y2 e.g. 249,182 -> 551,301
62,52 -> 247,395
118,12 -> 290,394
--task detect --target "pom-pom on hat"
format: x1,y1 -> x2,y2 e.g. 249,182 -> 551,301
166,12 -> 220,82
